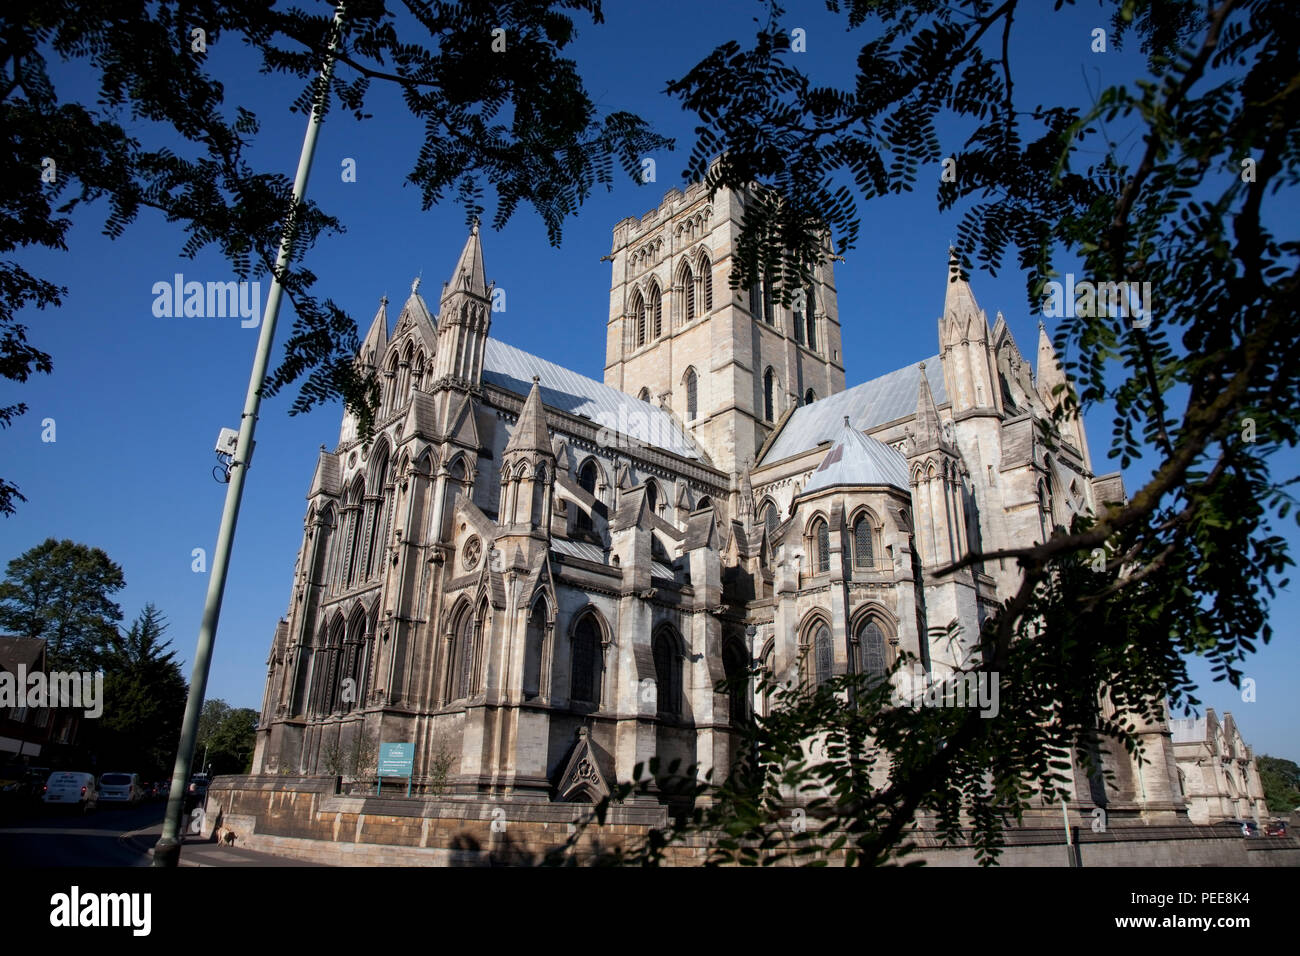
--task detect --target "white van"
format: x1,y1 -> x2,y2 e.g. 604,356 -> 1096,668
98,772 -> 144,806
43,771 -> 97,811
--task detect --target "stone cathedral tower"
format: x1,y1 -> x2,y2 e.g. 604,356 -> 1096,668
603,182 -> 846,474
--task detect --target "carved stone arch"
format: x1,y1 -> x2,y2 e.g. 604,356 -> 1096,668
797,609 -> 835,689
443,594 -> 476,703
568,605 -> 610,708
366,437 -> 392,494
848,504 -> 881,570
522,589 -> 555,701
803,509 -> 831,537
848,604 -> 896,689
651,623 -> 686,718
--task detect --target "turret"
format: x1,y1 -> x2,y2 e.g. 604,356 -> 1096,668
433,222 -> 491,388
498,377 -> 556,542
938,251 -> 999,414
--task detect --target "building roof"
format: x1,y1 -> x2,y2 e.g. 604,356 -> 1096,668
761,357 -> 947,463
801,417 -> 910,495
0,636 -> 44,673
483,338 -> 706,461
503,377 -> 553,458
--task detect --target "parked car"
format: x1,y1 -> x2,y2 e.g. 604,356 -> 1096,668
1265,819 -> 1288,837
97,772 -> 145,806
42,771 -> 97,812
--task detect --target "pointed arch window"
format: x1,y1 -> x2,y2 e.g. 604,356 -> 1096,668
648,283 -> 663,340
645,479 -> 658,513
631,290 -> 647,348
384,354 -> 400,413
810,517 -> 830,573
804,388 -> 815,406
653,629 -> 682,717
570,613 -> 602,705
412,351 -> 425,393
365,445 -> 391,580
855,619 -> 888,686
680,262 -> 696,323
762,274 -> 774,325
685,367 -> 698,420
451,604 -> 477,702
699,254 -> 713,314
523,600 -> 547,700
344,478 -> 365,589
575,459 -> 598,535
763,368 -> 776,422
811,621 -> 833,688
852,514 -> 873,569
637,387 -> 651,402
761,501 -> 779,537
531,464 -> 549,529
723,638 -> 749,727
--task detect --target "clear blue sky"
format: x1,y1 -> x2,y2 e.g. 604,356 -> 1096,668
1,2 -> 1295,763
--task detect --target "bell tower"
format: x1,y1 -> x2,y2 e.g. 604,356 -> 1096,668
603,181 -> 845,474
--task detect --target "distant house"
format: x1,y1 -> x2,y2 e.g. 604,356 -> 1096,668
1170,709 -> 1269,824
0,637 -> 82,766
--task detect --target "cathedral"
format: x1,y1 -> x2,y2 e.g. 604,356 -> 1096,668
251,179 -> 1187,823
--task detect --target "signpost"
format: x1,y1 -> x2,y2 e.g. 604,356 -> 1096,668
378,742 -> 415,797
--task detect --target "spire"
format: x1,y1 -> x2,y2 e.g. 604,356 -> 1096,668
444,220 -> 487,301
358,296 -> 388,365
911,361 -> 945,455
1036,321 -> 1069,407
504,377 -> 553,457
944,248 -> 981,321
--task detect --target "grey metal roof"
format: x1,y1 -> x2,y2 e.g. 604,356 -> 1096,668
483,338 -> 706,461
761,356 -> 946,463
551,538 -> 607,564
801,418 -> 910,494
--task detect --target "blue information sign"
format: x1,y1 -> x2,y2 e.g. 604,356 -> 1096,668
377,742 -> 415,796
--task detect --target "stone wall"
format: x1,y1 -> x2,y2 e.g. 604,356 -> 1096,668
206,775 -> 1300,867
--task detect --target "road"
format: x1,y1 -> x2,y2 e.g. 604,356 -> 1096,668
0,800 -> 328,867
0,801 -> 162,866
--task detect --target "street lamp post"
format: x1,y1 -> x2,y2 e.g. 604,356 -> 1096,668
152,4 -> 346,867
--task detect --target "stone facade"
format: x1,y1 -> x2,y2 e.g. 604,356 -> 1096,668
1170,709 -> 1270,824
252,181 -> 1189,827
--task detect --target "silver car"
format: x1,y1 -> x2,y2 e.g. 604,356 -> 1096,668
97,772 -> 145,806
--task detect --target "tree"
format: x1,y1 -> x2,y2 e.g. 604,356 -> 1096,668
204,707 -> 259,776
195,698 -> 234,764
93,603 -> 188,779
0,538 -> 125,669
1257,756 -> 1300,816
0,0 -> 669,514
584,0 -> 1297,864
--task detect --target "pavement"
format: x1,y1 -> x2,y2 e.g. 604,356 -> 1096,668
122,823 -> 331,867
